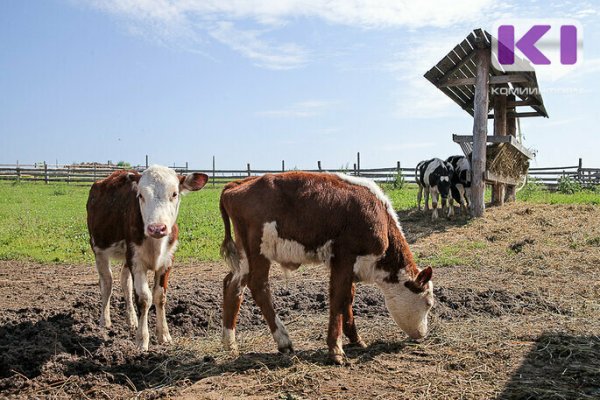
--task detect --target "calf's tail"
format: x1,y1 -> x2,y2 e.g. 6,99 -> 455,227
219,195 -> 240,273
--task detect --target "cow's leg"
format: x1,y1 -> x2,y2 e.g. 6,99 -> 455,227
342,282 -> 366,348
417,184 -> 423,211
424,187 -> 430,211
153,265 -> 172,344
95,253 -> 112,329
430,187 -> 439,220
465,187 -> 472,213
133,264 -> 152,350
328,257 -> 355,365
121,265 -> 137,330
448,196 -> 455,217
222,270 -> 247,352
247,254 -> 293,354
458,185 -> 468,216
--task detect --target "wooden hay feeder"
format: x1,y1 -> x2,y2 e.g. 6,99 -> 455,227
424,28 -> 548,216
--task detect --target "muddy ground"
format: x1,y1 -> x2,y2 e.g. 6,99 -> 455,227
0,203 -> 599,399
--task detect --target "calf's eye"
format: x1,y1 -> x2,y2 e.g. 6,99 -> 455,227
172,192 -> 178,198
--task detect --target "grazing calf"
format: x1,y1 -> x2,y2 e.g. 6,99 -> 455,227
219,172 -> 434,365
86,166 -> 208,350
446,155 -> 472,216
416,158 -> 454,220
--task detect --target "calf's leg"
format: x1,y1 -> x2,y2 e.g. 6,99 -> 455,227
342,282 -> 366,348
247,254 -> 293,354
222,270 -> 247,352
95,253 -> 112,329
328,256 -> 355,365
416,184 -> 423,211
121,265 -> 137,329
153,265 -> 172,344
424,187 -> 430,211
133,264 -> 152,350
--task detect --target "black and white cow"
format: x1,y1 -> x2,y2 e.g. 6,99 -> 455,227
416,158 -> 454,220
446,155 -> 472,217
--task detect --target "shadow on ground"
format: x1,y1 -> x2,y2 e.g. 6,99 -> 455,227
397,208 -> 471,244
499,333 -> 600,399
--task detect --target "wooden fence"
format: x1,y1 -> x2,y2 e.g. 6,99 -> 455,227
0,159 -> 598,189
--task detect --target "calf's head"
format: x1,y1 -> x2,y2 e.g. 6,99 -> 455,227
131,165 -> 208,239
379,267 -> 434,339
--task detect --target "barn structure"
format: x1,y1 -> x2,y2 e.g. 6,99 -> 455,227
424,28 -> 548,217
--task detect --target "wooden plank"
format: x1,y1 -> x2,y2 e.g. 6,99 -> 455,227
471,46 -> 490,218
485,170 -> 520,185
487,111 -> 543,118
439,74 -> 531,88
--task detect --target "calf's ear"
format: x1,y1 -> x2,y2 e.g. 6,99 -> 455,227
127,172 -> 141,191
416,267 -> 433,286
179,173 -> 209,193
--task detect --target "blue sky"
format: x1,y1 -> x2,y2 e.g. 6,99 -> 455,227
1,0 -> 599,170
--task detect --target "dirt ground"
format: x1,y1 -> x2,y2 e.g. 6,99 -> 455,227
1,203 -> 599,399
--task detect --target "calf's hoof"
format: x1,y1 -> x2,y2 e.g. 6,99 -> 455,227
157,333 -> 172,344
278,343 -> 295,354
348,339 -> 367,349
136,340 -> 149,351
328,353 -> 347,366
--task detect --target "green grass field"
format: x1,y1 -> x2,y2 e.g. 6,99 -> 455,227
0,180 -> 598,264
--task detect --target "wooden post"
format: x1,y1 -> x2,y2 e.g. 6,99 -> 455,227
357,152 -> 361,176
212,156 -> 215,187
318,161 -> 322,171
145,155 -> 149,169
470,44 -> 490,217
353,163 -> 357,176
16,160 -> 20,183
247,163 -> 251,177
491,91 -> 508,206
505,95 -> 517,202
93,163 -> 97,181
44,162 -> 48,184
185,162 -> 189,172
282,160 -> 285,172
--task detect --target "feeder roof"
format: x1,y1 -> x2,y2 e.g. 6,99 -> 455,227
424,28 -> 548,118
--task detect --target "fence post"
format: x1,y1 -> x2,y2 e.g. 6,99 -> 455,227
16,160 -> 20,183
357,152 -> 361,176
318,161 -> 322,171
247,163 -> 251,177
67,166 -> 70,185
145,155 -> 149,169
93,164 -> 97,181
186,162 -> 189,172
212,156 -> 216,187
282,160 -> 285,172
44,162 -> 48,184
353,163 -> 357,176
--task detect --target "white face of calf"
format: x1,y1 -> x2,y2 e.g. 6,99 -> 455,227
133,165 -> 208,239
379,267 -> 434,339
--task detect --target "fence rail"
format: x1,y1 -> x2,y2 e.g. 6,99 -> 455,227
0,160 -> 598,189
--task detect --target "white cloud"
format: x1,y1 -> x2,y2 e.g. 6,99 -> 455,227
79,0 -> 496,69
209,21 -> 308,69
256,100 -> 338,118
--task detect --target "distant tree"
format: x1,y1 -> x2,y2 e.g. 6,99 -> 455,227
117,161 -> 132,169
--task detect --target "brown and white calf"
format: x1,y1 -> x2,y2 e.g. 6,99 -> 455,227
86,165 -> 208,350
219,171 -> 434,364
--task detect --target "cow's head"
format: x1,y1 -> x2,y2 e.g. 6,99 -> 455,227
437,163 -> 454,199
130,165 -> 208,239
379,267 -> 434,340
